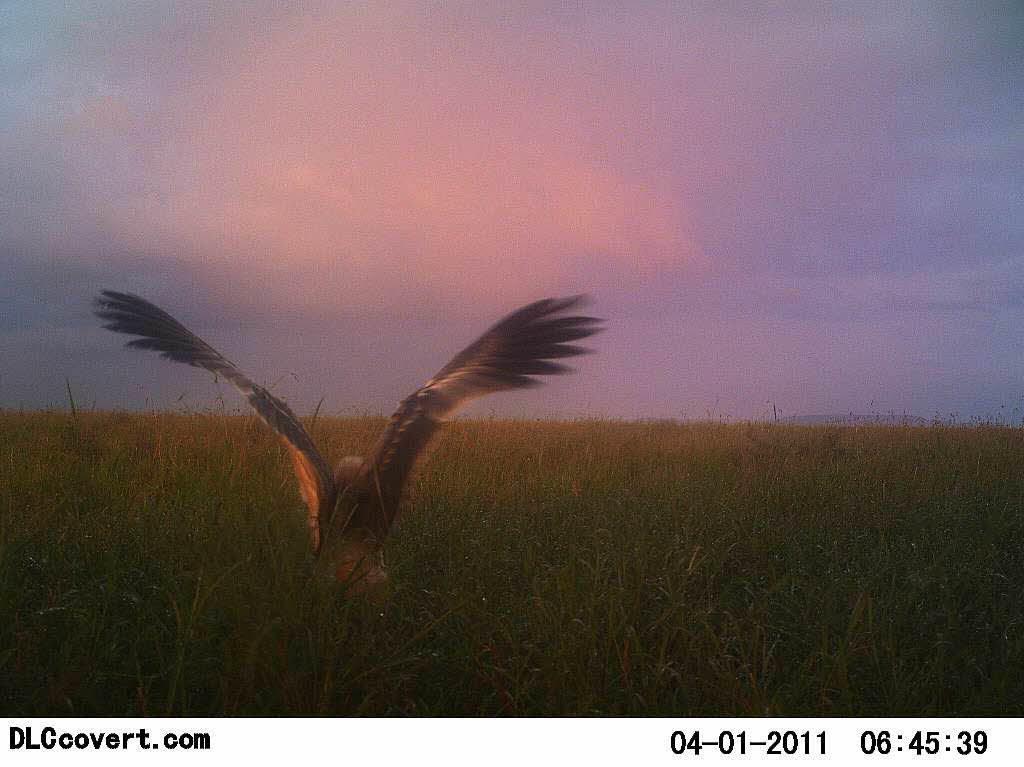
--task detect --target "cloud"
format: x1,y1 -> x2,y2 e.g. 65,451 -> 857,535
3,2 -> 698,320
1,1 -> 1022,417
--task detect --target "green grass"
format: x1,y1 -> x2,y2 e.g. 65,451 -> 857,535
2,410 -> 1023,715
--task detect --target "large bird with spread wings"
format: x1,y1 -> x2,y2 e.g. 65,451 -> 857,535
94,291 -> 601,591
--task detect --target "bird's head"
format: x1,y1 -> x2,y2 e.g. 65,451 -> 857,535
334,455 -> 365,489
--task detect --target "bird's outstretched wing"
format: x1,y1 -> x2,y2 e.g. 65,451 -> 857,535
350,295 -> 602,539
94,290 -> 336,551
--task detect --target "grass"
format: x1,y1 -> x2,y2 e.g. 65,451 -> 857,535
1,410 -> 1023,715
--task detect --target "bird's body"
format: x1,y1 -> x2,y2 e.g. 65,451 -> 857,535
94,291 -> 601,594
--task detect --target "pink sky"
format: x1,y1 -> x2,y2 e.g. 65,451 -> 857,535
3,2 -> 1022,420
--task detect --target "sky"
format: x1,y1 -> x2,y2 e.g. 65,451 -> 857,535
2,1 -> 1022,421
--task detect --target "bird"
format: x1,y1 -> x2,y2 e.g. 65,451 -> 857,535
94,290 -> 602,593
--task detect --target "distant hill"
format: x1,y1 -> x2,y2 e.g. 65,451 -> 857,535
782,413 -> 929,426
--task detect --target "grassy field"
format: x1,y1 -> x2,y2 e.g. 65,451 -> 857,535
1,410 -> 1022,716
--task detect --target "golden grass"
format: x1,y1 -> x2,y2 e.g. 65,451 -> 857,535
2,410 -> 1022,715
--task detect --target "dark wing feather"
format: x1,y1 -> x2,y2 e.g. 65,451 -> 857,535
351,295 -> 602,537
94,290 -> 336,551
